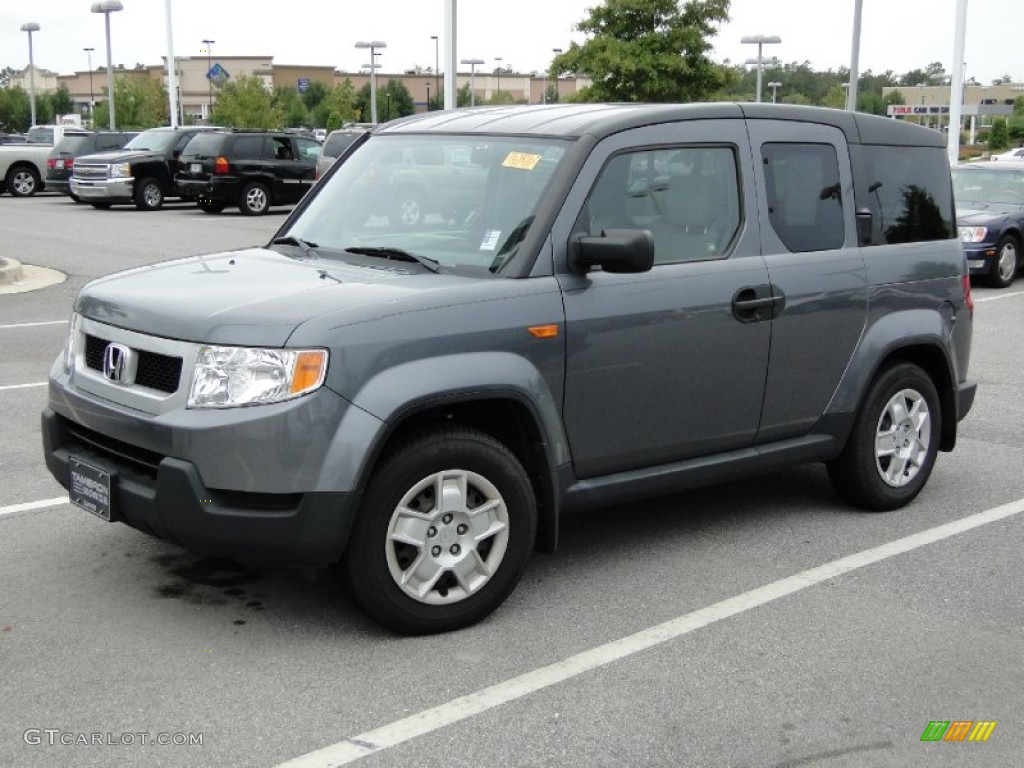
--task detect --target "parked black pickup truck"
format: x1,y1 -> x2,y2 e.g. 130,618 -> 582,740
70,126 -> 219,211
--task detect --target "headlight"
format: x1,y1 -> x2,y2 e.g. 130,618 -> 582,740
187,345 -> 328,408
958,226 -> 988,243
109,162 -> 132,179
63,312 -> 80,372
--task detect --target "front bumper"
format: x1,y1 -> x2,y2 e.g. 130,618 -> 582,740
70,177 -> 134,202
963,244 -> 997,276
43,407 -> 360,567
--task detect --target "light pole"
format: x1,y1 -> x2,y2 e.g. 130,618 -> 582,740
767,81 -> 782,104
84,47 -> 95,125
460,58 -> 484,107
355,41 -> 387,123
430,35 -> 439,110
425,81 -> 430,112
741,34 -> 781,103
551,47 -> 562,103
21,23 -> 40,127
202,38 -> 215,119
91,1 -> 123,130
494,56 -> 502,100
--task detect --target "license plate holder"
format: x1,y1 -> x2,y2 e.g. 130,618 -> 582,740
69,457 -> 115,522
190,163 -> 202,174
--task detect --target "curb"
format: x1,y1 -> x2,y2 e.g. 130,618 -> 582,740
0,257 -> 25,286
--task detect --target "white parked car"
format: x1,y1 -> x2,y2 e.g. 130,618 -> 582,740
990,148 -> 1024,161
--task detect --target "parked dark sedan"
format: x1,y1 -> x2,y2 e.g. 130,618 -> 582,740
952,161 -> 1024,288
46,131 -> 137,199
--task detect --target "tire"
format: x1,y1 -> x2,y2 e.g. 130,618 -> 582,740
827,363 -> 941,511
985,234 -> 1019,289
70,193 -> 81,203
133,178 -> 165,211
239,182 -> 270,215
90,202 -> 112,210
389,186 -> 425,227
342,428 -> 537,635
6,165 -> 41,197
198,199 -> 226,214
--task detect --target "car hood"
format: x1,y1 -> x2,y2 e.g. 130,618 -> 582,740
956,206 -> 1010,226
74,247 -> 483,346
76,148 -> 166,164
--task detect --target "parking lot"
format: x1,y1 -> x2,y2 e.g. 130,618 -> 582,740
1,193 -> 1022,767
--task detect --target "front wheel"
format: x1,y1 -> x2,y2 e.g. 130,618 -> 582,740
342,428 -> 537,635
985,234 -> 1019,289
827,363 -> 941,511
134,177 -> 164,211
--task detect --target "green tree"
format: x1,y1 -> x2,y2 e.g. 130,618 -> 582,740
355,79 -> 415,122
315,80 -> 358,127
988,117 -> 1009,152
301,80 -> 329,113
212,74 -> 283,129
52,84 -> 74,118
273,85 -> 309,127
554,0 -> 732,103
0,86 -> 30,132
93,76 -> 168,129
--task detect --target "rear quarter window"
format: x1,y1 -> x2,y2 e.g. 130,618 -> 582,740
852,145 -> 955,245
323,132 -> 360,158
181,134 -> 224,157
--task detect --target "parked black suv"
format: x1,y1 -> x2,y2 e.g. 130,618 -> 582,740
46,131 -> 137,199
71,126 -> 221,211
175,130 -> 320,215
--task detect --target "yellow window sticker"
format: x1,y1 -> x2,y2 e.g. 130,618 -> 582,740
502,152 -> 542,171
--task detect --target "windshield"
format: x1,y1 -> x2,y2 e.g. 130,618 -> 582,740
123,130 -> 178,152
952,167 -> 1024,206
284,134 -> 568,273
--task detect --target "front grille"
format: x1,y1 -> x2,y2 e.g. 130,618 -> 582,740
84,334 -> 184,394
61,415 -> 164,480
73,164 -> 110,181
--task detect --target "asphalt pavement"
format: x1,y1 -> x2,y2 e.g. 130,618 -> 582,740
1,194 -> 1021,768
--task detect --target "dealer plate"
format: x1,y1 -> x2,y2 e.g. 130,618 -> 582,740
69,457 -> 114,522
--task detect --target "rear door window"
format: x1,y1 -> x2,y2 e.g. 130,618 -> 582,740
762,143 -> 845,253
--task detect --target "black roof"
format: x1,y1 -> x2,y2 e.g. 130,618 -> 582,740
379,102 -> 946,148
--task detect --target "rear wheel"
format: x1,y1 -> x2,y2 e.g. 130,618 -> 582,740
985,234 -> 1019,288
827,363 -> 941,511
6,165 -> 40,197
90,202 -> 112,210
239,182 -> 270,215
342,428 -> 537,635
133,178 -> 164,211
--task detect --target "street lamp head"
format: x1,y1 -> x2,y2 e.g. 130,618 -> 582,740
430,35 -> 438,41
91,1 -> 123,13
740,34 -> 781,44
767,81 -> 782,88
83,46 -> 94,52
21,22 -> 40,33
460,58 -> 485,66
355,41 -> 387,50
552,47 -> 562,55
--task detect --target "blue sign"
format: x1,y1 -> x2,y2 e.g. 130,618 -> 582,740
206,63 -> 230,82
298,77 -> 310,93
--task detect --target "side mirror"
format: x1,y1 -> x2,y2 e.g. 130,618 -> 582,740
569,229 -> 655,274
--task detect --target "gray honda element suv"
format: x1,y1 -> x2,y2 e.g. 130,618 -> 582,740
44,103 -> 976,634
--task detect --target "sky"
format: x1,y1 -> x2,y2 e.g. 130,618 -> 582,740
0,0 -> 1021,87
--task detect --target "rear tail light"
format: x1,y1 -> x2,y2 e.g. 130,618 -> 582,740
47,158 -> 56,169
65,158 -> 73,169
214,156 -> 230,175
962,275 -> 974,317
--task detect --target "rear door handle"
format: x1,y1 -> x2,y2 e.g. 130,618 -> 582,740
732,285 -> 785,323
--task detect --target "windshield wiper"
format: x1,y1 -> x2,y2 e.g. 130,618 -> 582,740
271,235 -> 320,258
343,246 -> 440,273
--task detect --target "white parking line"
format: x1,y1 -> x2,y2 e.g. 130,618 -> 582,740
275,497 -> 1024,768
0,382 -> 47,392
0,496 -> 69,519
975,290 -> 1024,303
0,320 -> 66,330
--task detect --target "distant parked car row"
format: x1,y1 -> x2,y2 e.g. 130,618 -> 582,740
1,126 -> 324,216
